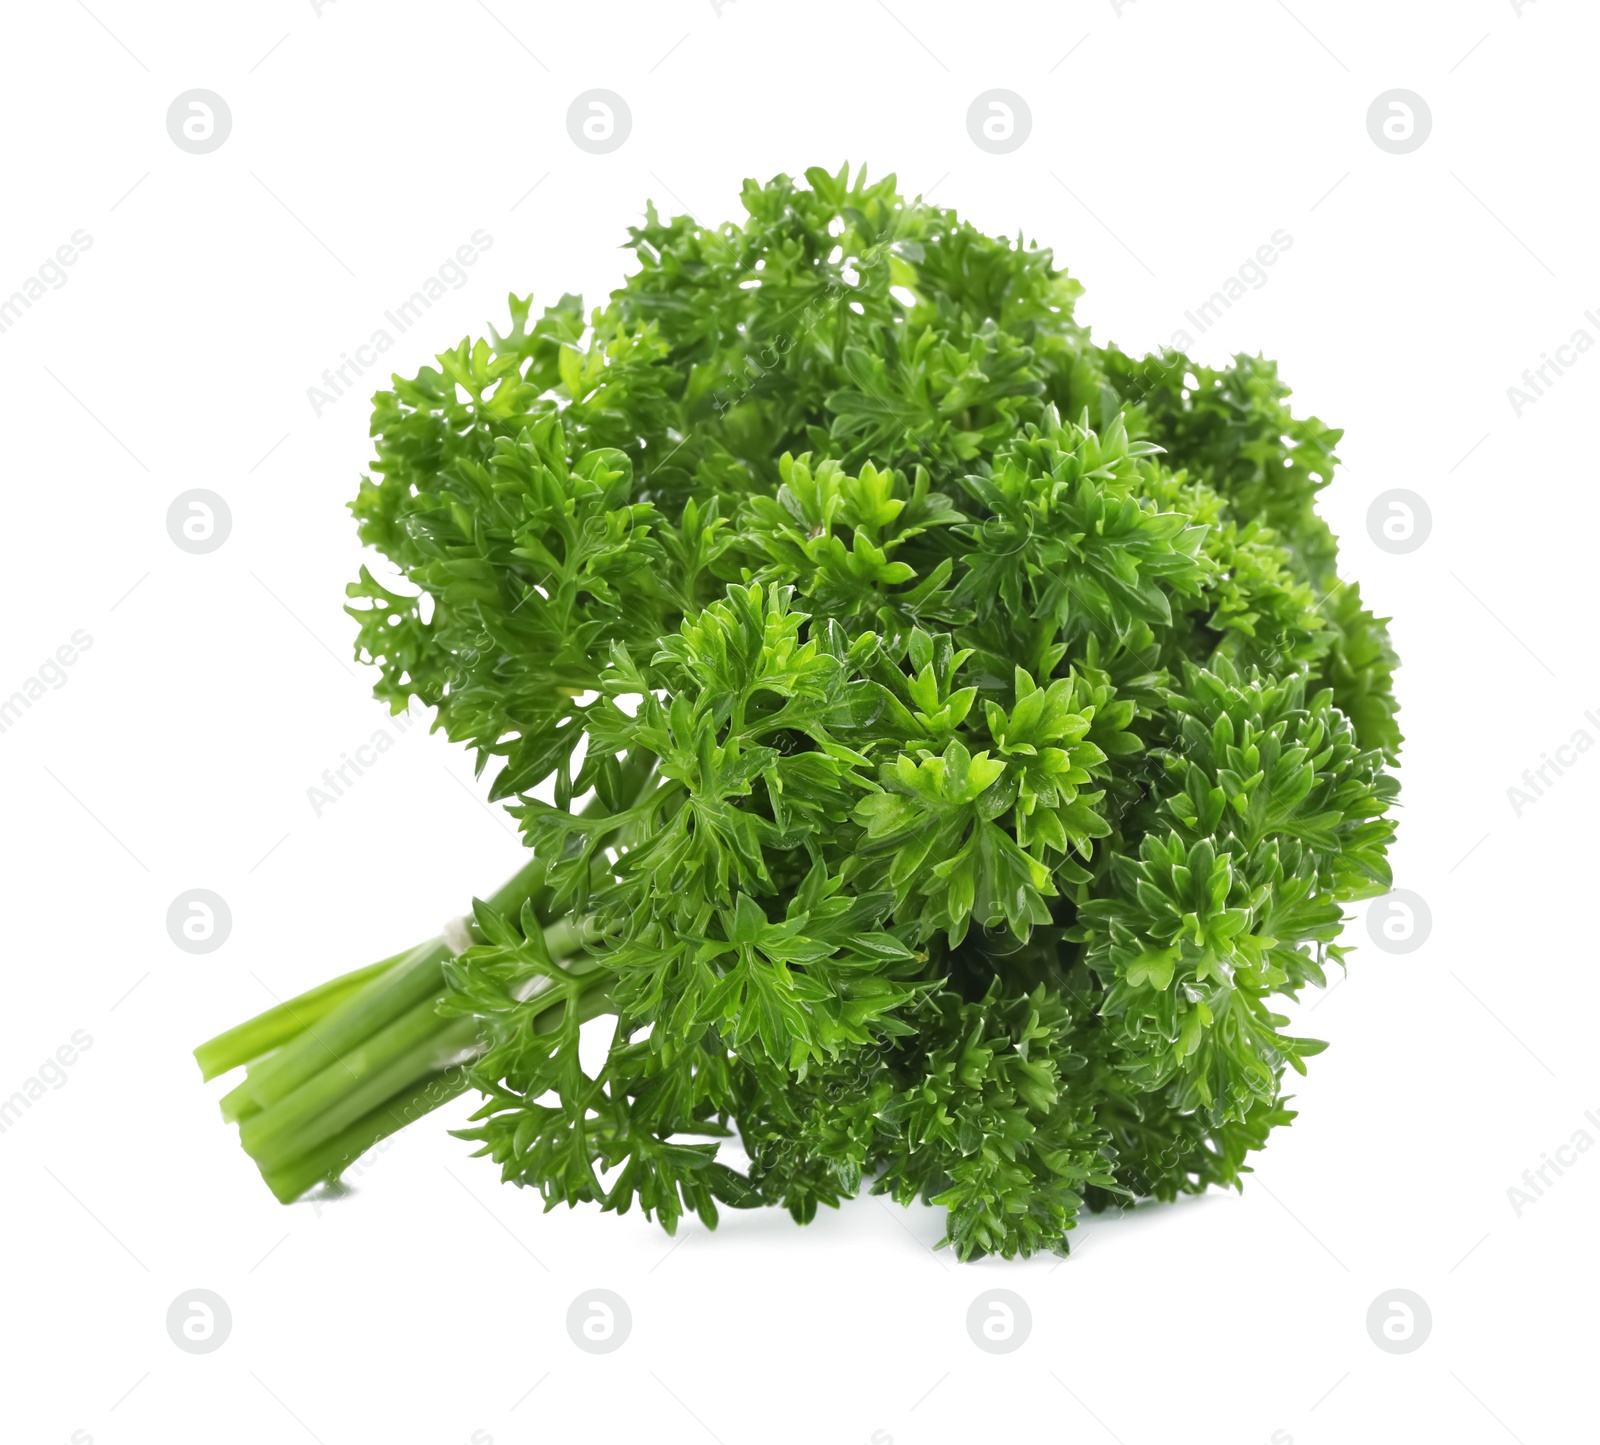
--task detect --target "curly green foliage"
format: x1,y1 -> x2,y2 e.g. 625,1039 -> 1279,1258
343,164 -> 1401,1259
1099,345 -> 1402,762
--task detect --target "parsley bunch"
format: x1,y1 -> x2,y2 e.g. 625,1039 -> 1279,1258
196,165 -> 1400,1260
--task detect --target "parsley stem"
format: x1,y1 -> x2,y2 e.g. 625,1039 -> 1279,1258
251,969 -> 615,1199
257,1065 -> 474,1203
201,765 -> 649,1196
233,940 -> 458,1117
208,857 -> 550,1116
240,1002 -> 483,1166
194,951 -> 408,1082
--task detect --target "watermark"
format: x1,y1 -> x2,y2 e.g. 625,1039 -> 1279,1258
710,277 -> 854,417
308,1066 -> 464,1207
166,1289 -> 232,1354
1365,1288 -> 1431,1354
1366,489 -> 1430,555
566,1289 -> 631,1353
965,1288 -> 1031,1353
166,90 -> 232,155
167,489 -> 232,554
0,229 -> 93,337
306,700 -> 425,816
712,328 -> 797,418
966,90 -> 1032,154
1365,890 -> 1431,954
307,231 -> 495,417
308,1134 -> 399,1206
0,629 -> 94,735
1366,90 -> 1431,155
167,890 -> 232,954
567,91 -> 631,154
1171,230 -> 1294,348
703,234 -> 910,423
0,1030 -> 94,1136
1506,313 -> 1600,416
1506,1108 -> 1600,1216
1506,709 -> 1600,815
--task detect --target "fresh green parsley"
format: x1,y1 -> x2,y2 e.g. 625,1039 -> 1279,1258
195,164 -> 1401,1261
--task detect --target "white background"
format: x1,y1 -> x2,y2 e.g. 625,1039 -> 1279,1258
1,2 -> 1594,1442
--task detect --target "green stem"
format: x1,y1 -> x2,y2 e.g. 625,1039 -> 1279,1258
197,756 -> 657,1203
257,977 -> 616,1201
240,917 -> 605,1166
234,941 -> 455,1115
242,1009 -> 485,1171
216,951 -> 441,1123
258,1065 -> 474,1204
193,953 -> 407,1081
219,856 -> 550,1115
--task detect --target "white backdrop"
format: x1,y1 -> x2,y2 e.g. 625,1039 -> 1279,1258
2,2 -> 1594,1442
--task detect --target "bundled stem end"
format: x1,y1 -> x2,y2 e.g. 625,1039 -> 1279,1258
194,862 -> 554,1200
